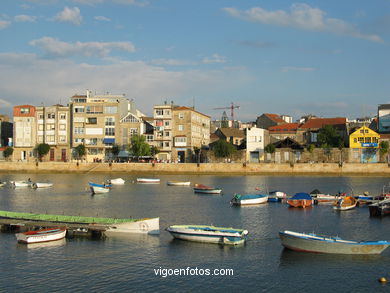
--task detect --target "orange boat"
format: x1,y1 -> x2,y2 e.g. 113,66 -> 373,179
287,192 -> 313,208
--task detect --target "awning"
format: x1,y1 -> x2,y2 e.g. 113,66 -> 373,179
103,138 -> 115,144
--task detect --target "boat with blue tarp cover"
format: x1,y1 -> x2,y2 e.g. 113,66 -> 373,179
88,182 -> 111,194
279,230 -> 390,254
287,192 -> 313,208
230,194 -> 268,205
166,225 -> 248,245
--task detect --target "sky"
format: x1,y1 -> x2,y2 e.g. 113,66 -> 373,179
0,0 -> 389,121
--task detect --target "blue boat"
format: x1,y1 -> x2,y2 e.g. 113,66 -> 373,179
88,182 -> 112,194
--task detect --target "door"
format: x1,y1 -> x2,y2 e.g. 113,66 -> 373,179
21,151 -> 26,161
178,151 -> 185,163
50,149 -> 55,161
61,149 -> 67,162
249,151 -> 259,163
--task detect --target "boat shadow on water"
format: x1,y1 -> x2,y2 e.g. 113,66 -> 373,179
16,238 -> 66,250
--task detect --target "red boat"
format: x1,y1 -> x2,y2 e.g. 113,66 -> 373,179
287,192 -> 313,208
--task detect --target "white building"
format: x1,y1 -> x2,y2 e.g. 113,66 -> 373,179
245,127 -> 269,163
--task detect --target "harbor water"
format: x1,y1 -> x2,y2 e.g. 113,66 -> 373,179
1,173 -> 390,292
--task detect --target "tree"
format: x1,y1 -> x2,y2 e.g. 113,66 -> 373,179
307,144 -> 315,163
264,143 -> 276,162
73,144 -> 86,161
128,135 -> 151,159
150,146 -> 160,158
34,143 -> 50,161
213,139 -> 236,158
379,141 -> 389,162
3,147 -> 13,161
317,125 -> 343,148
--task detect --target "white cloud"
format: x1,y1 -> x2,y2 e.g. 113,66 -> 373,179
150,59 -> 196,66
0,20 -> 11,30
223,4 -> 383,42
54,6 -> 82,25
202,54 -> 227,64
14,15 -> 37,22
0,53 -> 252,117
281,66 -> 316,72
94,15 -> 111,21
30,37 -> 136,58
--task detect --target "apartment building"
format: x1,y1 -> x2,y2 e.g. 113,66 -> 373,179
70,91 -> 135,162
35,105 -> 71,161
13,105 -> 36,161
153,103 -> 210,162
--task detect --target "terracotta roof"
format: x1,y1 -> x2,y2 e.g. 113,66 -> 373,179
300,117 -> 347,129
269,123 -> 301,132
264,113 -> 286,124
209,133 -> 220,143
217,128 -> 245,138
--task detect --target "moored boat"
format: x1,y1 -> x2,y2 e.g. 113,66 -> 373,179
279,230 -> 390,254
166,225 -> 248,245
137,178 -> 160,184
167,181 -> 191,186
108,178 -> 125,185
369,199 -> 390,217
16,227 -> 67,244
333,196 -> 357,211
88,182 -> 111,194
193,184 -> 222,194
0,181 -> 6,187
230,193 -> 268,205
32,182 -> 54,188
287,192 -> 313,208
10,180 -> 33,188
310,189 -> 338,204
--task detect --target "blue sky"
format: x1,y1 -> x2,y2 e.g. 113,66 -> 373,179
0,0 -> 389,121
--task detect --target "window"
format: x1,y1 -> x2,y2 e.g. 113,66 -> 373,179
104,106 -> 117,114
179,113 -> 184,119
105,128 -> 115,136
178,125 -> 184,131
38,114 -> 44,119
354,138 -> 357,143
46,124 -> 55,130
86,106 -> 103,114
165,110 -> 170,115
165,121 -> 170,127
105,117 -> 115,126
38,124 -> 44,131
60,114 -> 66,120
59,124 -> 66,130
47,113 -> 55,119
74,98 -> 86,103
156,109 -> 164,116
46,135 -> 55,142
74,127 -> 84,134
123,115 -> 139,123
87,138 -> 98,145
87,117 -> 97,124
59,136 -> 66,142
130,128 -> 138,135
74,106 -> 84,113
175,137 -> 186,143
146,135 -> 153,142
37,135 -> 44,143
20,108 -> 30,114
165,142 -> 170,147
74,138 -> 84,143
165,131 -> 170,137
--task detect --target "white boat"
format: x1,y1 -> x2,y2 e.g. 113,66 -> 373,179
0,181 -> 6,187
333,196 -> 357,211
16,227 -> 67,244
230,194 -> 268,205
279,230 -> 390,254
105,217 -> 160,235
167,181 -> 191,186
10,180 -> 33,187
32,182 -> 54,188
108,178 -> 125,185
89,182 -> 111,194
137,178 -> 160,184
166,225 -> 248,245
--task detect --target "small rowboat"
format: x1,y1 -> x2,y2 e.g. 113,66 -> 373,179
0,181 -> 6,187
287,192 -> 313,208
16,227 -> 67,244
230,194 -> 268,205
166,225 -> 248,245
193,184 -> 222,194
137,178 -> 160,184
108,178 -> 125,185
167,181 -> 191,186
279,230 -> 390,254
32,182 -> 53,188
88,182 -> 111,194
10,180 -> 33,188
333,196 -> 357,211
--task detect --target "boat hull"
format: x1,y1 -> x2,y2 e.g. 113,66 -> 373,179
109,178 -> 125,185
287,199 -> 312,208
193,188 -> 222,194
33,183 -> 53,188
279,231 -> 390,254
16,228 -> 66,244
167,225 -> 248,245
10,181 -> 31,187
137,178 -> 160,184
105,217 -> 160,235
90,186 -> 110,194
231,194 -> 268,205
167,181 -> 191,186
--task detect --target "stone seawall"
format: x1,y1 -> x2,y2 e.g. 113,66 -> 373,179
0,161 -> 389,175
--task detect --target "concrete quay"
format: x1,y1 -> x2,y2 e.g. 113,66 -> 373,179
0,161 -> 389,175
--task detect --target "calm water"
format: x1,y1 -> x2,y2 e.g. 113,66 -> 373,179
1,173 -> 390,292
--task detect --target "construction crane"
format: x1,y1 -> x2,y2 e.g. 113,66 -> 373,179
213,102 -> 240,121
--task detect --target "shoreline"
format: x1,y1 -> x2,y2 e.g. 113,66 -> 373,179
0,161 -> 389,176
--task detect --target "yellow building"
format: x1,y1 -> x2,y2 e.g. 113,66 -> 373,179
349,126 -> 379,148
